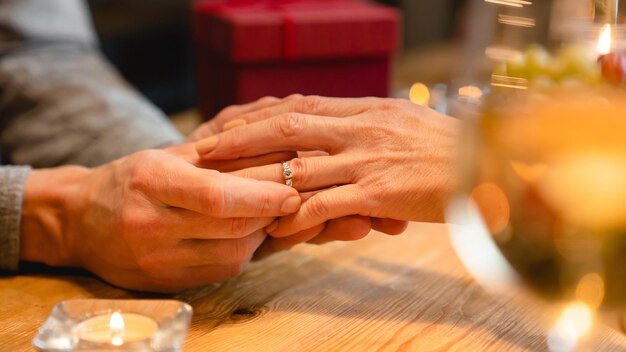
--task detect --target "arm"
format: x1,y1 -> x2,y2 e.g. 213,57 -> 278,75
0,0 -> 184,168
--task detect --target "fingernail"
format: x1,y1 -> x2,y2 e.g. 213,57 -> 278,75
266,220 -> 279,234
223,119 -> 247,131
280,195 -> 301,213
196,136 -> 218,154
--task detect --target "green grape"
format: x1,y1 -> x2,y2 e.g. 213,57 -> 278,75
524,44 -> 551,78
507,55 -> 528,78
558,44 -> 597,78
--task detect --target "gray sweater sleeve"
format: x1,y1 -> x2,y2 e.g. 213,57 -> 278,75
0,0 -> 185,269
0,0 -> 185,168
0,166 -> 30,270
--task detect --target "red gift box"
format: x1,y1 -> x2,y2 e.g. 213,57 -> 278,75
193,0 -> 401,119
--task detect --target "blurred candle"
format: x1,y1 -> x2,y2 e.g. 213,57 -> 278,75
409,83 -> 430,106
76,312 -> 158,345
597,24 -> 626,84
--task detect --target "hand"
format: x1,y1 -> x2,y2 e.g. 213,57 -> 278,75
194,96 -> 461,237
185,95 -> 408,253
20,150 -> 300,292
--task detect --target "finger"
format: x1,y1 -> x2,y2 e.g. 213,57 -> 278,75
253,223 -> 326,259
196,113 -> 352,159
156,208 -> 275,239
307,216 -> 372,245
234,95 -> 381,125
269,184 -> 369,237
173,230 -> 267,266
155,159 -> 300,218
188,96 -> 283,141
230,156 -> 354,192
371,218 -> 409,235
195,151 -> 298,172
164,143 -> 297,172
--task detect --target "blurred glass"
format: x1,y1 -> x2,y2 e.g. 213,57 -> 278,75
447,0 -> 626,350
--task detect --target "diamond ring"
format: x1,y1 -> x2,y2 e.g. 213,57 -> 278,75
281,161 -> 293,187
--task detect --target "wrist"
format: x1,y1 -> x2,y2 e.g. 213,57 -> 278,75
20,166 -> 92,266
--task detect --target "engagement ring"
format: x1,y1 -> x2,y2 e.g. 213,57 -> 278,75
281,161 -> 293,187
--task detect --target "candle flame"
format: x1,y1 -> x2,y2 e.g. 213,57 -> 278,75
110,312 -> 125,346
598,24 -> 612,56
110,312 -> 125,331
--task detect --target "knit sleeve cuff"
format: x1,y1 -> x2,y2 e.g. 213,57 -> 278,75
0,166 -> 31,270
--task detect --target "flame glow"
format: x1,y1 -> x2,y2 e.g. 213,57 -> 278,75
547,302 -> 594,352
110,312 -> 125,346
598,24 -> 612,56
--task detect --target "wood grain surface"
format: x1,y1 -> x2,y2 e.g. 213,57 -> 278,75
1,222 -> 625,351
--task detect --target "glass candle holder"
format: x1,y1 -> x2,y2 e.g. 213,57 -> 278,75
33,299 -> 192,352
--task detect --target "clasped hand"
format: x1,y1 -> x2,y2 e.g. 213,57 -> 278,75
195,95 -> 460,255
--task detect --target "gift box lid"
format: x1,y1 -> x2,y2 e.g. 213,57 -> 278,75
193,0 -> 400,62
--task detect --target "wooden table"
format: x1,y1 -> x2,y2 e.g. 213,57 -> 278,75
2,222 -> 625,351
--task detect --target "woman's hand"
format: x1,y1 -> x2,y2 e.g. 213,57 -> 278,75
194,96 -> 461,237
20,150 -> 300,292
185,96 -> 409,254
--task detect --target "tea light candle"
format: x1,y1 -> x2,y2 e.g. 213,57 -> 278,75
597,24 -> 626,84
76,312 -> 158,346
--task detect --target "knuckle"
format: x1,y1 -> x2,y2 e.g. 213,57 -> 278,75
258,96 -> 278,106
285,93 -> 304,101
296,95 -> 322,113
258,192 -> 273,214
276,113 -> 304,138
203,174 -> 227,215
306,197 -> 331,220
228,238 -> 254,263
220,105 -> 238,117
229,218 -> 250,238
288,157 -> 309,186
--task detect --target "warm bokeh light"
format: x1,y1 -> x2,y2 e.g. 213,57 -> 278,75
485,0 -> 532,8
498,14 -> 536,28
447,197 -> 519,293
458,85 -> 484,102
547,302 -> 594,352
110,312 -> 125,346
470,182 -> 511,235
597,24 -> 612,56
409,83 -> 430,106
575,273 -> 605,308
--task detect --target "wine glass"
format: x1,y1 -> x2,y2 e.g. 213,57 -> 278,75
446,0 -> 626,350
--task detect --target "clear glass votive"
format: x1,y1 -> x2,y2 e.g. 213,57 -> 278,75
33,299 -> 192,352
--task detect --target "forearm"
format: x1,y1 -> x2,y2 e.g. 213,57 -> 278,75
20,166 -> 91,267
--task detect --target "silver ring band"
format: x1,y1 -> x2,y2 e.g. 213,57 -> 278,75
282,161 -> 293,187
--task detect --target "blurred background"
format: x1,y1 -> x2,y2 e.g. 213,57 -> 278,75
87,0 -> 468,116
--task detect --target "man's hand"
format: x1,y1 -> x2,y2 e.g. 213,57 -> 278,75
20,150 -> 300,292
